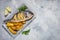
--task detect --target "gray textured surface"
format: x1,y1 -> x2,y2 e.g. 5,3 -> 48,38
0,0 -> 60,40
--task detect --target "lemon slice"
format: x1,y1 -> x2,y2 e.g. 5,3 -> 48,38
5,6 -> 11,16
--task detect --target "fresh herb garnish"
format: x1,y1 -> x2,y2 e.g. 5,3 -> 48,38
22,29 -> 30,35
18,5 -> 27,12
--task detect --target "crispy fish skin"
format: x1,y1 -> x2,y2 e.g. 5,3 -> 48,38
17,13 -> 21,20
17,12 -> 25,21
13,15 -> 17,20
20,12 -> 25,20
22,21 -> 26,24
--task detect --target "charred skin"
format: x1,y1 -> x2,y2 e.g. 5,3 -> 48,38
11,11 -> 33,22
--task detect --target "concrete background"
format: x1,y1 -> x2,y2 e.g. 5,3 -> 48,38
0,0 -> 60,40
